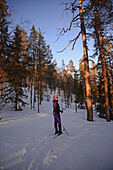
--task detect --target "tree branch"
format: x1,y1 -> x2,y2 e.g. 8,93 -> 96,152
57,31 -> 81,53
54,14 -> 80,43
86,33 -> 97,39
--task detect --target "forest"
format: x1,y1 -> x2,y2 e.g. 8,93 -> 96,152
0,0 -> 113,121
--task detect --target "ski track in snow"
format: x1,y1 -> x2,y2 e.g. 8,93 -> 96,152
0,111 -> 60,170
0,129 -> 55,169
0,102 -> 113,170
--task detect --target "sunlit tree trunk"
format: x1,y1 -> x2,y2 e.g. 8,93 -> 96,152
79,0 -> 93,121
60,88 -> 63,109
30,82 -> 32,110
98,29 -> 110,121
37,82 -> 40,113
93,4 -> 110,121
36,45 -> 40,113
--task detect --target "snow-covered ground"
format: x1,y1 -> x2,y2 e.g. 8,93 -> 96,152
0,99 -> 113,170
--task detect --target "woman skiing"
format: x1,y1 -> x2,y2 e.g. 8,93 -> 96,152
53,95 -> 63,135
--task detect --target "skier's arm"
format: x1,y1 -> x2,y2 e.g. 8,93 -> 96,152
53,102 -> 56,115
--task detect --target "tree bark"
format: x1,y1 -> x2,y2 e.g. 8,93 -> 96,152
36,45 -> 40,113
93,3 -> 110,121
30,82 -> 32,110
79,0 -> 93,121
98,29 -> 110,121
15,85 -> 18,111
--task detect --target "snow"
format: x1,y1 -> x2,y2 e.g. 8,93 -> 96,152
0,99 -> 113,170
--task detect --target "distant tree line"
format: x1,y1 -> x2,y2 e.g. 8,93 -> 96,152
0,0 -> 113,121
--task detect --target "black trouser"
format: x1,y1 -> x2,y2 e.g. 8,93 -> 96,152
54,123 -> 62,134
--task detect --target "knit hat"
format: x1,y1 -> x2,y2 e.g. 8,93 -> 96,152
53,95 -> 58,100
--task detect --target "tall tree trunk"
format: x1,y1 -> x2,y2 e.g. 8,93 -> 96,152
33,85 -> 36,109
79,0 -> 93,121
36,44 -> 40,113
15,85 -> 18,111
0,74 -> 3,97
93,4 -> 110,121
30,82 -> 32,110
69,76 -> 72,107
33,66 -> 36,109
37,79 -> 40,113
60,88 -> 63,110
0,59 -> 4,97
98,29 -> 110,121
37,88 -> 40,113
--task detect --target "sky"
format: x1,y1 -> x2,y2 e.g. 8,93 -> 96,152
6,0 -> 94,70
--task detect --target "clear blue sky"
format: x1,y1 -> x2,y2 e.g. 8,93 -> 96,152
6,0 -> 94,70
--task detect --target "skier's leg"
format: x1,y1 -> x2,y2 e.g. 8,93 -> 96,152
54,123 -> 58,134
54,116 -> 58,134
57,114 -> 62,134
58,124 -> 62,135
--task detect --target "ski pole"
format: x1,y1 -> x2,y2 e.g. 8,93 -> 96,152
62,125 -> 69,135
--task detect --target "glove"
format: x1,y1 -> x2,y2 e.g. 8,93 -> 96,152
53,113 -> 56,117
60,110 -> 63,113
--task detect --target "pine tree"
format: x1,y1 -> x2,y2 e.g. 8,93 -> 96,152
79,0 -> 93,121
51,59 -> 59,92
34,26 -> 54,113
61,59 -> 67,108
57,0 -> 93,120
0,0 -> 11,109
28,25 -> 37,109
20,28 -> 32,87
36,26 -> 46,112
84,0 -> 113,121
73,69 -> 79,101
105,42 -> 113,119
5,25 -> 29,111
43,44 -> 54,90
90,62 -> 98,107
66,60 -> 75,107
78,62 -> 86,103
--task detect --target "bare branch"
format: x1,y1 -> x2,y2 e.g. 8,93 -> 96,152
80,58 -> 96,65
86,32 -> 113,41
71,31 -> 81,50
86,33 -> 97,39
57,31 -> 81,53
54,14 -> 80,43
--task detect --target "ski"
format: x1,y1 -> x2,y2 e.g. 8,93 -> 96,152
53,133 -> 62,139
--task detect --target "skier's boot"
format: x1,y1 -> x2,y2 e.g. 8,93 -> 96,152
54,123 -> 58,134
58,124 -> 62,135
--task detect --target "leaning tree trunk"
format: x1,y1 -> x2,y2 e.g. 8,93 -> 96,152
79,0 -> 93,121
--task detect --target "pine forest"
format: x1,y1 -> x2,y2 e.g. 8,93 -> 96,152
0,0 -> 113,122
